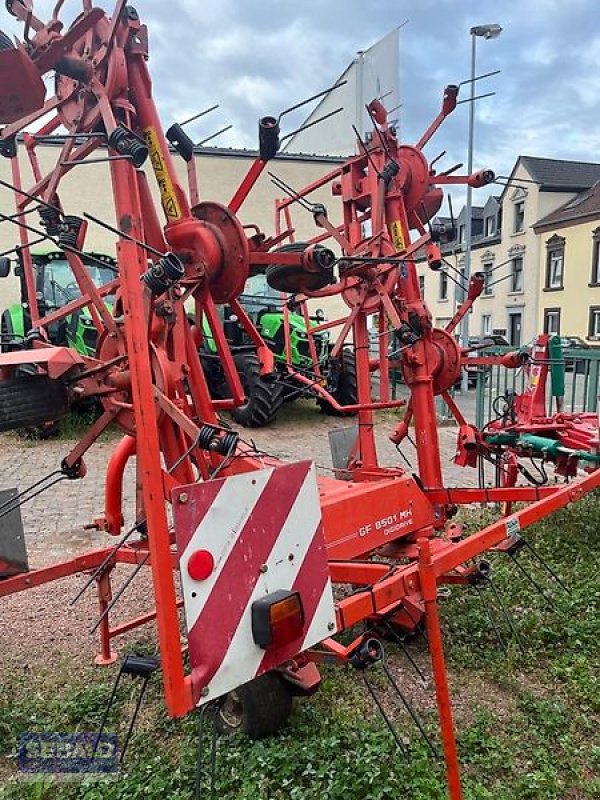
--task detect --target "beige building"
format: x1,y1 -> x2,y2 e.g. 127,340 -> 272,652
533,180 -> 600,341
0,140 -> 345,317
421,156 -> 600,346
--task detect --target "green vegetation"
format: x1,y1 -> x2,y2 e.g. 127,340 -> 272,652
1,494 -> 598,800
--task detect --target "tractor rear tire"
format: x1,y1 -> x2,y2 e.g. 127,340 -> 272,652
1,311 -> 22,353
318,348 -> 358,416
231,352 -> 283,428
215,672 -> 293,739
0,375 -> 69,432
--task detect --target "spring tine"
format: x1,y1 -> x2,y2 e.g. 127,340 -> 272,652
70,525 -> 136,606
0,475 -> 66,521
89,555 -> 149,633
486,576 -> 526,654
475,586 -> 507,652
383,622 -> 427,683
520,537 -> 569,593
362,671 -> 409,758
92,663 -> 125,757
508,553 -> 556,608
120,675 -> 151,762
381,660 -> 439,759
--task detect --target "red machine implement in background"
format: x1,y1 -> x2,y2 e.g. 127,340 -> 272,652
0,4 -> 598,799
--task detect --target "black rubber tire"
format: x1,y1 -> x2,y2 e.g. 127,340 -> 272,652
266,242 -> 334,294
1,311 -> 22,353
230,351 -> 283,428
318,347 -> 358,416
0,375 -> 69,432
215,672 -> 293,740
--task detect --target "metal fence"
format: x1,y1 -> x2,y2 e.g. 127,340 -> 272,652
473,346 -> 600,429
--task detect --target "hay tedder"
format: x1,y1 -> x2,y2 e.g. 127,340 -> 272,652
0,2 -> 599,797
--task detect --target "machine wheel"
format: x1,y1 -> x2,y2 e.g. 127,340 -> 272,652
318,348 -> 358,416
230,351 -> 283,428
215,672 -> 293,739
1,311 -> 22,353
266,242 -> 334,294
0,375 -> 69,432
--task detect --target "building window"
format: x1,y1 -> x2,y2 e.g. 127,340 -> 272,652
591,228 -> 600,285
545,235 -> 565,290
482,314 -> 492,336
543,308 -> 561,336
510,256 -> 524,293
514,201 -> 525,233
588,306 -> 600,339
439,270 -> 448,301
484,216 -> 495,237
419,274 -> 425,296
458,225 -> 465,244
482,262 -> 493,295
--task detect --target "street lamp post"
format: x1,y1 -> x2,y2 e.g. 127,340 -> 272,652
460,23 -> 502,391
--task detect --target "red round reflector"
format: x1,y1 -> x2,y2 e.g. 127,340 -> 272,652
187,549 -> 214,581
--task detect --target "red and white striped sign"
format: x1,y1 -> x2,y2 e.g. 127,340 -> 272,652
173,461 -> 336,706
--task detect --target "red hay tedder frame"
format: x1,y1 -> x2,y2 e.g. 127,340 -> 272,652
0,3 -> 598,798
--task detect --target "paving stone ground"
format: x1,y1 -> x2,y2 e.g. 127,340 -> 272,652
0,402 -> 480,566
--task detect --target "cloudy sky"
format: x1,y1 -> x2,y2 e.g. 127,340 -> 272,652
3,0 -> 600,208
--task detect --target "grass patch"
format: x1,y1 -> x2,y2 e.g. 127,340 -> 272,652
1,495 -> 598,800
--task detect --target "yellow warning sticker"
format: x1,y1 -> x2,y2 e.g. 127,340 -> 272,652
143,126 -> 182,221
390,220 -> 405,252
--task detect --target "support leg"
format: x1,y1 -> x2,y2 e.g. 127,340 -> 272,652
418,537 -> 462,800
95,568 -> 117,665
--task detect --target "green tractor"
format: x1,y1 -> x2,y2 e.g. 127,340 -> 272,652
0,248 -> 117,356
200,273 -> 357,427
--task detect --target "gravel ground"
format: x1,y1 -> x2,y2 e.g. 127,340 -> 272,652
0,402 -> 480,676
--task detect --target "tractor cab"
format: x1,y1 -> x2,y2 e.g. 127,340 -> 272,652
0,249 -> 117,356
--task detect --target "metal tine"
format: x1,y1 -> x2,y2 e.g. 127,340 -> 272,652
89,554 -> 149,633
438,162 -> 463,177
83,210 -> 165,258
0,474 -> 67,521
120,674 -> 152,763
268,172 -> 314,213
362,670 -> 409,758
0,235 -> 46,257
70,524 -> 137,606
486,575 -> 526,654
352,123 -> 383,180
456,91 -> 496,105
520,536 -> 569,593
180,104 -> 219,128
380,659 -> 440,759
92,666 -> 124,758
382,621 -> 427,684
279,107 -> 344,145
475,585 -> 508,653
197,124 -> 233,147
278,79 -> 348,122
507,552 -> 557,608
458,69 -> 501,87
60,154 -> 134,166
0,176 -> 63,214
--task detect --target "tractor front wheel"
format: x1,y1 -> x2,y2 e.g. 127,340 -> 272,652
318,348 -> 358,416
215,672 -> 293,739
230,352 -> 283,428
0,375 -> 69,432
